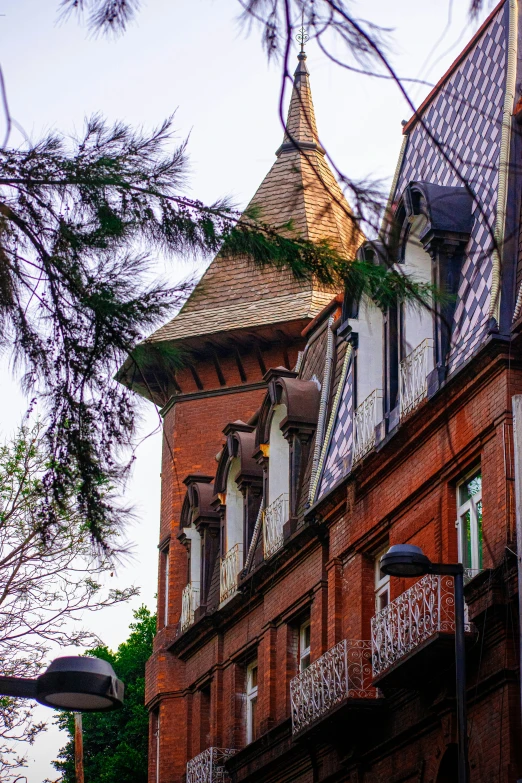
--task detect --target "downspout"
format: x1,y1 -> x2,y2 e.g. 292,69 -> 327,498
308,316 -> 335,495
309,342 -> 353,505
490,0 -> 518,322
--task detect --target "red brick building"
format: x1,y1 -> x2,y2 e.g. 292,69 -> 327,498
123,3 -> 522,781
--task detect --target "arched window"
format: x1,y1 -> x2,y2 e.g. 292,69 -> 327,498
387,181 -> 473,421
178,476 -> 220,631
436,744 -> 458,783
214,423 -> 263,602
224,456 -> 243,554
402,213 -> 434,355
267,404 -> 290,507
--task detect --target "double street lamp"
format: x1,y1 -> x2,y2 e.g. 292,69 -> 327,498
380,544 -> 468,783
0,656 -> 124,712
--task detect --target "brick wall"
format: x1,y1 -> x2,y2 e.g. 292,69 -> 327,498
150,344 -> 522,783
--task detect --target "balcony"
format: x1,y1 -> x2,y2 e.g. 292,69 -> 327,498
399,338 -> 434,418
371,573 -> 471,689
263,493 -> 288,559
353,389 -> 382,463
290,640 -> 380,735
220,543 -> 242,603
180,582 -> 200,632
186,747 -> 236,783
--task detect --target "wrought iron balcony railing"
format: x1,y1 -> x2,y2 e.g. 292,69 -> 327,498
180,582 -> 200,632
186,747 -> 236,783
263,493 -> 288,559
289,639 -> 378,734
371,573 -> 470,679
399,338 -> 434,417
220,543 -> 242,603
353,389 -> 383,463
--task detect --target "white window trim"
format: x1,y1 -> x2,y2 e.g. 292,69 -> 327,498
299,619 -> 311,672
456,468 -> 482,573
375,547 -> 390,613
246,661 -> 258,744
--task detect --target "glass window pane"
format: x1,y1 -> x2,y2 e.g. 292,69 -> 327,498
377,587 -> 389,612
461,510 -> 472,569
251,697 -> 257,737
303,623 -> 311,650
476,499 -> 483,569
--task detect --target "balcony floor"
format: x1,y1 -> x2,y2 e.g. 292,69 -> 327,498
292,695 -> 385,742
372,630 -> 476,692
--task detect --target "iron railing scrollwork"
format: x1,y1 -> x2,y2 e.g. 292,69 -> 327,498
220,543 -> 242,603
290,639 -> 377,734
371,573 -> 470,678
263,493 -> 288,559
180,582 -> 200,632
186,747 -> 236,783
353,389 -> 382,463
399,338 -> 434,417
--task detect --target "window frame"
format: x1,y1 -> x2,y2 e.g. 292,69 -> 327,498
456,467 -> 483,574
298,619 -> 311,672
246,660 -> 258,744
375,546 -> 390,613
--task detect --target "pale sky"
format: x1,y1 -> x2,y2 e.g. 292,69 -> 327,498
0,0 -> 496,779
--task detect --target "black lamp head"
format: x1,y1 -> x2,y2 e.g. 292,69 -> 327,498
36,656 -> 124,712
380,544 -> 432,577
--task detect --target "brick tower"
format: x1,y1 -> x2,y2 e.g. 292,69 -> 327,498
121,50 -> 360,783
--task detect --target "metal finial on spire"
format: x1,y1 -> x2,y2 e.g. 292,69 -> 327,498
296,11 -> 309,53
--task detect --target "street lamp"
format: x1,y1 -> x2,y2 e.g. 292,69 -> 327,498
380,545 -> 468,783
0,656 -> 124,712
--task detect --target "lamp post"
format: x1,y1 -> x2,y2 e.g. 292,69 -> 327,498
380,544 -> 468,783
0,656 -> 124,712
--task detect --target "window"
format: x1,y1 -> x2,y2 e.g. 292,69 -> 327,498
162,547 -> 169,627
375,548 -> 390,613
298,619 -> 311,672
246,661 -> 258,744
457,470 -> 483,574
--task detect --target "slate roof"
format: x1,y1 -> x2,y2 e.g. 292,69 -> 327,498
148,51 -> 361,346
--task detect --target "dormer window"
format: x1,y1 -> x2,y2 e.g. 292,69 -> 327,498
220,456 -> 244,604
178,476 -> 220,633
214,422 -> 263,604
254,369 -> 320,562
387,181 -> 473,424
263,404 -> 290,558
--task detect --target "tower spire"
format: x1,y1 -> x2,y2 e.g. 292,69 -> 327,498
276,22 -> 323,156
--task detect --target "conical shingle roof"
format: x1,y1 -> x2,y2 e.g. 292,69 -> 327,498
149,51 -> 361,345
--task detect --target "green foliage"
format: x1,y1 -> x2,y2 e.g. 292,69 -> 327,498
0,422 -> 137,781
53,606 -> 156,783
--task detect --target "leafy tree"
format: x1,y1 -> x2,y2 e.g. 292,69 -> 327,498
0,422 -> 137,781
0,0 -> 443,556
52,606 -> 156,783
